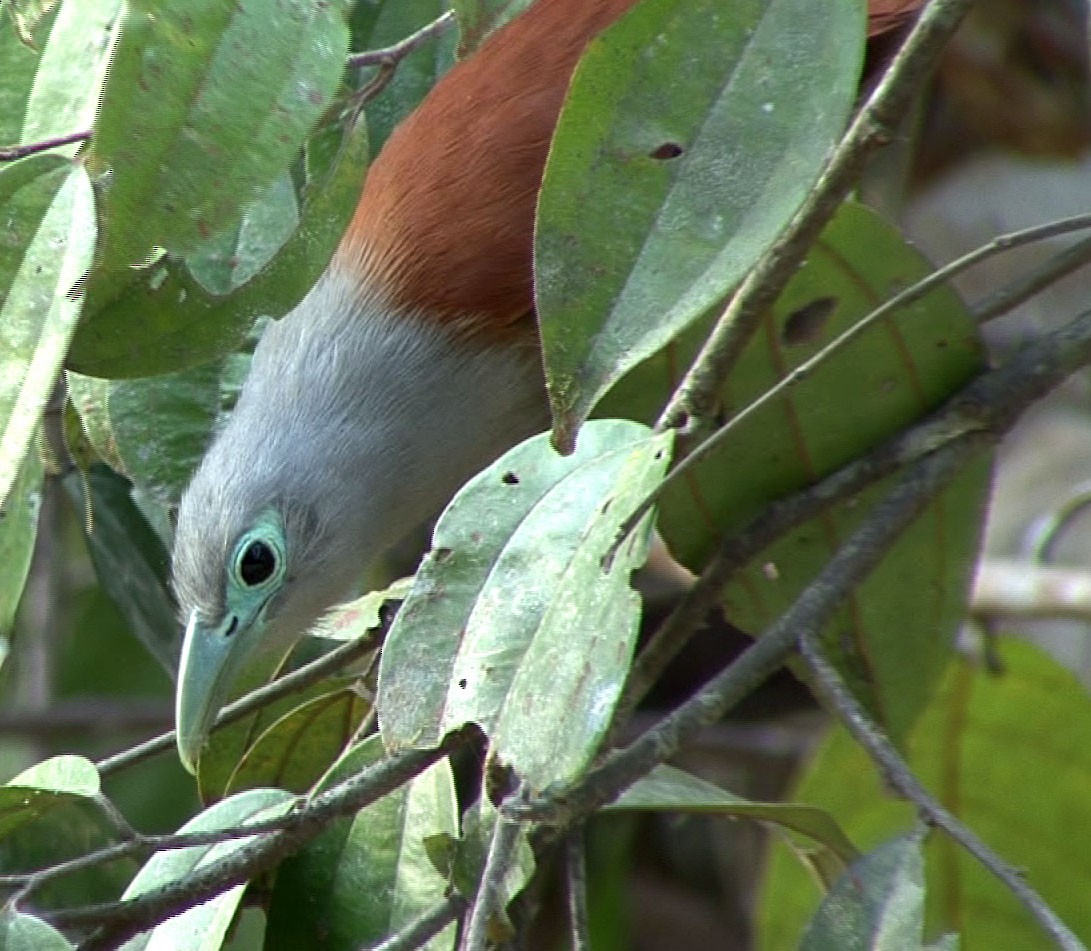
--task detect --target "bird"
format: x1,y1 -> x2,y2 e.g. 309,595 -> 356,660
171,0 -> 927,774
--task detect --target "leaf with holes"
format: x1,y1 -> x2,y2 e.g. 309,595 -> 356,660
378,419 -> 671,790
602,202 -> 990,747
536,0 -> 865,449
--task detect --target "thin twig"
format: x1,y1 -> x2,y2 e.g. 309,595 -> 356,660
364,894 -> 467,951
564,828 -> 591,951
459,801 -> 525,951
346,11 -> 455,69
55,736 -> 463,948
658,0 -> 973,435
972,561 -> 1091,622
618,305 -> 1091,719
0,130 -> 90,162
513,433 -> 989,826
797,632 -> 1086,951
95,625 -> 382,776
972,233 -> 1091,324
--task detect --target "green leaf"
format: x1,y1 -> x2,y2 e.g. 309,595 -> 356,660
757,642 -> 1091,950
20,0 -> 120,151
0,5 -> 43,141
121,787 -> 295,951
536,0 -> 865,449
605,202 -> 990,746
67,353 -> 245,510
0,156 -> 94,507
0,908 -> 72,951
61,467 -> 179,675
355,0 -> 456,156
68,109 -> 369,378
450,0 -> 532,54
0,755 -> 99,839
196,670 -> 358,804
185,172 -> 299,295
378,420 -> 672,790
0,446 -> 42,643
609,764 -> 858,866
800,832 -> 937,951
266,735 -> 458,951
86,0 -> 349,270
225,687 -> 370,796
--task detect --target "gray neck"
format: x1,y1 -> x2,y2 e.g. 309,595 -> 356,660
230,265 -> 548,560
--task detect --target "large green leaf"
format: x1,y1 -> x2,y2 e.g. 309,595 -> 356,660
120,787 -> 295,951
0,155 -> 94,507
67,108 -> 369,378
19,0 -> 121,151
0,447 -> 42,645
757,642 -> 1091,950
86,0 -> 349,270
604,202 -> 989,745
378,420 -> 671,790
266,735 -> 458,951
536,0 -> 865,448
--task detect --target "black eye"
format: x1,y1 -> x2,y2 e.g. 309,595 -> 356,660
239,540 -> 277,586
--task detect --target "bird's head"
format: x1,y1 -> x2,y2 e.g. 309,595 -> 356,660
171,432 -> 368,774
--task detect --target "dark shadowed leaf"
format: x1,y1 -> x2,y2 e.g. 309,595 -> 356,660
62,467 -> 178,675
378,420 -> 671,791
266,735 -> 458,951
603,202 -> 990,746
610,764 -> 858,867
0,755 -> 99,840
536,0 -> 865,449
354,0 -> 457,155
224,687 -> 370,796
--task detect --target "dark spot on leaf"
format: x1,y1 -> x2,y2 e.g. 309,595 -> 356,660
457,678 -> 467,689
649,141 -> 684,160
936,338 -> 949,349
782,296 -> 837,345
433,547 -> 453,562
501,471 -> 520,485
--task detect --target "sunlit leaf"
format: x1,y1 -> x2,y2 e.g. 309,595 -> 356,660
537,0 -> 865,448
378,420 -> 671,790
